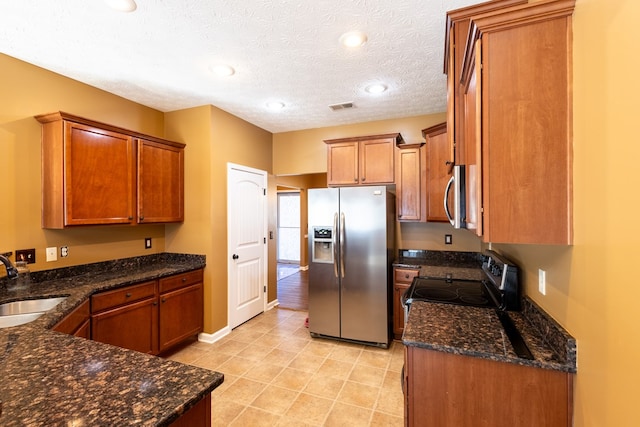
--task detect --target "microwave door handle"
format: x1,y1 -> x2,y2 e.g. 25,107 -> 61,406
340,212 -> 345,279
333,212 -> 339,278
444,175 -> 455,226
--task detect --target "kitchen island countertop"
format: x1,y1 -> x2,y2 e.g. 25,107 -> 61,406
0,253 -> 223,426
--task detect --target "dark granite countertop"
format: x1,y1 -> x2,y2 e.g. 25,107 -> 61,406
0,253 -> 223,426
393,249 -> 485,281
403,299 -> 576,373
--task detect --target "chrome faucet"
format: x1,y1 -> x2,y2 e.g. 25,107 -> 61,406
0,255 -> 19,280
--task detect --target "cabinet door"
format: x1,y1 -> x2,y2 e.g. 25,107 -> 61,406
64,122 -> 135,225
159,283 -> 204,352
425,124 -> 449,222
463,54 -> 482,236
138,139 -> 184,223
359,138 -> 395,184
393,284 -> 410,338
53,299 -> 90,337
92,297 -> 159,354
393,268 -> 419,339
327,141 -> 359,186
475,3 -> 573,244
396,146 -> 425,221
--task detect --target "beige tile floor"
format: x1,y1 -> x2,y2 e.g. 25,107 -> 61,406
167,308 -> 405,426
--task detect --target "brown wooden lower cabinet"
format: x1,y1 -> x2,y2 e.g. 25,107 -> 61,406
168,393 -> 211,427
92,296 -> 159,354
393,268 -> 419,339
52,299 -> 91,339
159,271 -> 204,352
404,346 -> 573,427
89,269 -> 204,355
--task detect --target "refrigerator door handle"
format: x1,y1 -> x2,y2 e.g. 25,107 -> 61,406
340,212 -> 345,278
333,212 -> 339,278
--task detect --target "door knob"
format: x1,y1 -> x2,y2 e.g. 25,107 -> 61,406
232,254 -> 239,260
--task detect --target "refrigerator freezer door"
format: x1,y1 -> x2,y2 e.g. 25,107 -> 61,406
308,188 -> 341,338
339,186 -> 390,344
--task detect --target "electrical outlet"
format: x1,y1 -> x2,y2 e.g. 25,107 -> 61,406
145,238 -> 152,249
46,247 -> 57,262
16,248 -> 36,264
538,269 -> 546,295
445,234 -> 453,245
60,246 -> 69,258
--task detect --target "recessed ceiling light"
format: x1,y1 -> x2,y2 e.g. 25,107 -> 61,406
365,83 -> 388,94
104,0 -> 137,12
339,31 -> 368,48
266,101 -> 285,110
210,64 -> 235,77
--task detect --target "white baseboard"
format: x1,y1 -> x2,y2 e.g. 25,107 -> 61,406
198,326 -> 230,344
267,299 -> 279,310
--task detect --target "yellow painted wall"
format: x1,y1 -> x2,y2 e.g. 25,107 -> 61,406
491,1 -> 640,425
273,114 -> 445,175
273,113 -> 481,253
0,53 -> 167,271
164,105 -> 273,333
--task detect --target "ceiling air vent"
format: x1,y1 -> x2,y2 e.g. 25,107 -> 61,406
329,102 -> 355,111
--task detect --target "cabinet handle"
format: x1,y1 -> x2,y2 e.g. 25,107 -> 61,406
125,293 -> 132,298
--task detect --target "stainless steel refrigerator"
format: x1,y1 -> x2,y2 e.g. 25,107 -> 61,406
307,186 -> 395,348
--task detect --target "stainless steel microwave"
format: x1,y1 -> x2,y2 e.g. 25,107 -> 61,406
444,165 -> 466,229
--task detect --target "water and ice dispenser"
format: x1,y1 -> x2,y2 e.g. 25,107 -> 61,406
311,227 -> 333,263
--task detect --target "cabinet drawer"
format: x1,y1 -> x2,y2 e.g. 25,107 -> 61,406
395,268 -> 420,284
92,280 -> 157,313
159,269 -> 203,294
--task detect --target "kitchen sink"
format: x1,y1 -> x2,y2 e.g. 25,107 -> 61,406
0,312 -> 47,328
0,297 -> 67,316
0,297 -> 67,328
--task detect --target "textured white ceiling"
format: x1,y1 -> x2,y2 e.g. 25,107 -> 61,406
0,0 -> 480,133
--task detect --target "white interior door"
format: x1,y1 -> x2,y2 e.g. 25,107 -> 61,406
227,163 -> 267,329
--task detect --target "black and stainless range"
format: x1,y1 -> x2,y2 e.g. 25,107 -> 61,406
402,249 -> 520,312
402,249 -> 533,359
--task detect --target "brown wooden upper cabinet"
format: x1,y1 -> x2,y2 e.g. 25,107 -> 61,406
456,0 -> 575,244
423,123 -> 449,223
325,133 -> 402,186
444,0 -> 527,167
36,112 -> 185,228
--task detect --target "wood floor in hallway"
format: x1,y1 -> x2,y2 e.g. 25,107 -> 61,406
277,264 -> 308,311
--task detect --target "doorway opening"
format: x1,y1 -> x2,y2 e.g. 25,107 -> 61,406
277,191 -> 300,269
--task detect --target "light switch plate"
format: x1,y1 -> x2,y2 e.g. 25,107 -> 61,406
46,247 -> 57,262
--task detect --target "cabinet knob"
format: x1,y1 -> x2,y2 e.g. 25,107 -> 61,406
354,178 -> 358,182
362,177 -> 366,182
128,216 -> 133,220
153,301 -> 158,306
405,274 -> 410,279
139,216 -> 145,221
182,277 -> 187,282
161,298 -> 166,303
126,293 -> 132,298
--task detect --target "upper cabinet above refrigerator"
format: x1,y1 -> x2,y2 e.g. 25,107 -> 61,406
324,133 -> 402,187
